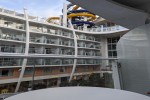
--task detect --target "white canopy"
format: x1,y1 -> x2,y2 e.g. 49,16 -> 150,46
5,87 -> 150,100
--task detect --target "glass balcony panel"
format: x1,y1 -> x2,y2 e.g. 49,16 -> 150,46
0,58 -> 22,66
0,45 -> 23,53
45,59 -> 61,65
27,59 -> 42,65
29,47 -> 42,54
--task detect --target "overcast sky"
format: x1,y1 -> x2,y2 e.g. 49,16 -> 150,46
0,0 -> 69,18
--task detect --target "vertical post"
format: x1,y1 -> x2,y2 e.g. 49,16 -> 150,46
63,3 -> 68,27
112,60 -> 121,89
15,8 -> 30,93
101,38 -> 109,68
59,15 -> 62,26
101,25 -> 104,32
57,78 -> 61,86
31,59 -> 36,90
68,20 -> 78,82
83,17 -> 87,31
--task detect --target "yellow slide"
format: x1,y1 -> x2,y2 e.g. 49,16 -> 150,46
47,5 -> 96,23
68,5 -> 96,21
73,6 -> 79,10
47,17 -> 60,23
67,13 -> 96,21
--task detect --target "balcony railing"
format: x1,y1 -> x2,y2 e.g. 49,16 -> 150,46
29,48 -> 42,54
0,59 -> 22,66
44,49 -> 59,54
44,59 -> 61,65
0,46 -> 24,53
46,39 -> 58,44
86,25 -> 128,33
0,34 -> 25,42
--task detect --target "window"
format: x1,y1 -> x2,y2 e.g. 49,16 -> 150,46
24,68 -> 33,75
84,66 -> 89,72
113,51 -> 117,57
108,51 -> 112,57
93,66 -> 97,70
112,38 -> 118,43
43,67 -> 52,74
107,38 -> 111,43
108,45 -> 112,50
60,67 -> 65,73
112,44 -> 116,50
61,77 -> 68,82
2,70 -> 9,76
45,48 -> 52,54
107,37 -> 120,58
0,58 -> 17,66
0,69 -> 13,77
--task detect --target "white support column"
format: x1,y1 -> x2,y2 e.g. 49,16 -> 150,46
15,8 -> 30,93
63,3 -> 67,27
59,15 -> 62,26
112,60 -> 121,89
0,17 -> 4,26
101,25 -> 104,32
57,78 -> 61,86
68,20 -> 78,82
83,17 -> 88,31
101,37 -> 109,68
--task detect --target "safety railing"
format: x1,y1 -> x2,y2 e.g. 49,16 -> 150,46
0,8 -> 25,18
0,34 -> 25,42
0,46 -> 24,53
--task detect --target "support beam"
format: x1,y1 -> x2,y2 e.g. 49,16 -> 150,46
112,60 -> 121,89
15,8 -> 30,93
63,3 -> 68,27
68,20 -> 78,82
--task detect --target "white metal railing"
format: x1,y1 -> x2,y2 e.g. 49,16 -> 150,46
0,34 -> 25,41
0,58 -> 21,66
0,46 -> 24,53
0,8 -> 25,18
29,48 -> 42,54
84,25 -> 128,33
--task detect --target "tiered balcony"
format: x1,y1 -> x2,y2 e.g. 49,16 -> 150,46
26,59 -> 101,66
0,58 -> 22,66
78,49 -> 100,56
46,38 -> 59,45
0,17 -> 25,31
29,26 -> 43,33
30,36 -> 43,43
0,33 -> 25,42
29,47 -> 43,54
0,45 -> 24,53
26,59 -> 42,66
44,48 -> 59,54
44,59 -> 61,65
62,59 -> 73,65
59,48 -> 74,55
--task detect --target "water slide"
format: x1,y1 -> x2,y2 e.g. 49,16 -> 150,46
47,17 -> 60,23
47,4 -> 96,27
67,5 -> 96,26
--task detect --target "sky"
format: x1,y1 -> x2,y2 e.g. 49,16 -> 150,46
0,0 -> 69,18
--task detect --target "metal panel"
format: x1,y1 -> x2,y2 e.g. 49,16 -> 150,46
117,24 -> 150,95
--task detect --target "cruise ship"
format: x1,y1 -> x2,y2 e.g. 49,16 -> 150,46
0,3 -> 128,94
